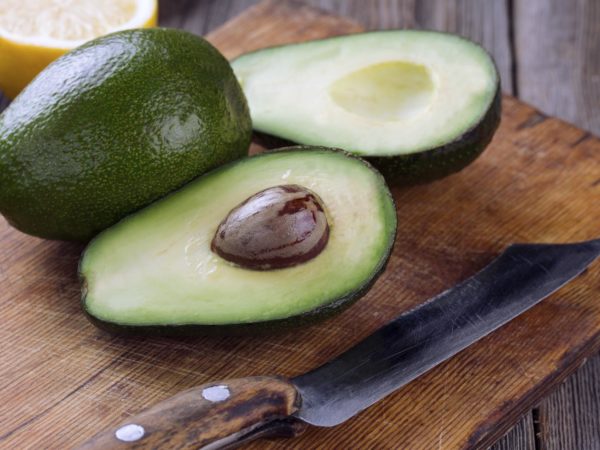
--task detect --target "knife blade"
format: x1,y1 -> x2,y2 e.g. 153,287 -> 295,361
78,238 -> 600,450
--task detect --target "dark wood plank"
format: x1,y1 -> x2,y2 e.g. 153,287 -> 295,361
537,354 -> 600,450
488,413 -> 537,450
514,0 -> 600,135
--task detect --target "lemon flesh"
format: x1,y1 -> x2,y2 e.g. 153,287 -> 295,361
0,0 -> 157,98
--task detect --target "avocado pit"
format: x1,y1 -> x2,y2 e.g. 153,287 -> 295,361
211,185 -> 330,270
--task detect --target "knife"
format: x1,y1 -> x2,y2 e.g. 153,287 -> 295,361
78,238 -> 600,449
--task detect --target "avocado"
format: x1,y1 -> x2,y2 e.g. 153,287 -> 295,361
80,147 -> 397,335
232,30 -> 500,184
0,28 -> 251,241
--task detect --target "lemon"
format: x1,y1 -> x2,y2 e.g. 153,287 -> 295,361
0,0 -> 158,98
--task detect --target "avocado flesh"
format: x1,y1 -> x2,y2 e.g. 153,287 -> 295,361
0,28 -> 251,241
80,148 -> 396,334
232,30 -> 500,183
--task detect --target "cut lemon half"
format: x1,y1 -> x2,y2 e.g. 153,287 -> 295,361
0,0 -> 158,98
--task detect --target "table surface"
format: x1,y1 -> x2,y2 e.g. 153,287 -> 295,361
1,1 -> 598,449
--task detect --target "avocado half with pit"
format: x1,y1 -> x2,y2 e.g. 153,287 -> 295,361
80,147 -> 397,335
232,30 -> 501,184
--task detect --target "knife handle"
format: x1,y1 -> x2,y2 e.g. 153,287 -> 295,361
76,376 -> 306,450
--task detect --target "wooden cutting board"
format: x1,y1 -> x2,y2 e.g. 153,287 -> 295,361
1,1 -> 599,449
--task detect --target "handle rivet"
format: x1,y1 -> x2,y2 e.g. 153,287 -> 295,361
115,424 -> 145,442
202,385 -> 230,402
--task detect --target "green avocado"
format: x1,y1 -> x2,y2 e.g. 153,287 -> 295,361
0,28 -> 251,241
232,30 -> 501,184
80,147 -> 397,335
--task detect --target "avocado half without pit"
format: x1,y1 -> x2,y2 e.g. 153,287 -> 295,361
80,147 -> 397,335
232,30 -> 501,184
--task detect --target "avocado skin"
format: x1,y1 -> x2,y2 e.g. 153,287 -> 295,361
369,87 -> 502,185
79,146 -> 397,336
0,28 -> 252,241
252,87 -> 501,186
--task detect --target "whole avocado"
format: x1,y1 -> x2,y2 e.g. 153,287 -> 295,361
0,28 -> 252,241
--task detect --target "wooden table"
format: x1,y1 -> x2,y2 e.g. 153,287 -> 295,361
1,1 -> 598,449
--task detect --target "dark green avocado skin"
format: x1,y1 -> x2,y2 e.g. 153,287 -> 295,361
79,146 -> 397,336
254,87 -> 501,185
0,28 -> 252,241
369,87 -> 502,185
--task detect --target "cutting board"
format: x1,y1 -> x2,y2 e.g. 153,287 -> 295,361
1,1 -> 599,449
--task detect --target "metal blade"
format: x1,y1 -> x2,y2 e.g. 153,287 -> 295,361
293,239 -> 600,427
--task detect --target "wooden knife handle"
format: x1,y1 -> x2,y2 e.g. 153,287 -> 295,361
76,376 -> 306,450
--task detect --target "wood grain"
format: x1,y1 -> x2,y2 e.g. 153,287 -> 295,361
158,0 -> 258,35
1,1 -> 599,449
489,413 -> 537,450
537,356 -> 600,450
515,0 -> 600,135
